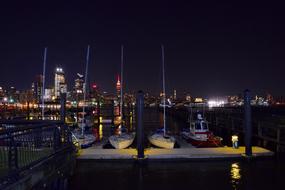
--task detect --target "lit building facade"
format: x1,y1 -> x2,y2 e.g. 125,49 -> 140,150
74,75 -> 84,94
32,75 -> 43,103
173,89 -> 177,100
116,75 -> 121,98
54,67 -> 67,98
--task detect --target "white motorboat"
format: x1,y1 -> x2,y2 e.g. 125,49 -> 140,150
181,113 -> 222,147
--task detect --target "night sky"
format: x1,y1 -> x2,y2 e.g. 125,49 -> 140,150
0,1 -> 284,97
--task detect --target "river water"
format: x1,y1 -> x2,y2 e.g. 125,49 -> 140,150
69,157 -> 285,190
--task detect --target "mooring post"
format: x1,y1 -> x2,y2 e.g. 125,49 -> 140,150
244,89 -> 252,156
60,93 -> 66,124
136,90 -> 144,159
97,99 -> 100,124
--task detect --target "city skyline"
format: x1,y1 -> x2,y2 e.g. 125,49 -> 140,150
0,1 -> 284,97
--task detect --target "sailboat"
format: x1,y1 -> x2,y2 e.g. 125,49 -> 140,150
148,45 -> 176,149
109,45 -> 135,149
72,45 -> 96,149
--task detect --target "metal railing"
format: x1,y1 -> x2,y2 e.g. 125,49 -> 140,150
0,120 -> 73,188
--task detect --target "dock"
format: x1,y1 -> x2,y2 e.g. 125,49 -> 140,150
77,146 -> 273,160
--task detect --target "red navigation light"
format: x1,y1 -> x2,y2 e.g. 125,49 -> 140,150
92,84 -> 97,89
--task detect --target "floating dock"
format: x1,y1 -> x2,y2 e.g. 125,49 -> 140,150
77,146 -> 273,160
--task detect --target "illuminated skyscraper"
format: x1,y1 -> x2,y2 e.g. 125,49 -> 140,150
173,89 -> 177,100
54,67 -> 67,98
32,75 -> 43,103
116,75 -> 121,98
74,73 -> 84,94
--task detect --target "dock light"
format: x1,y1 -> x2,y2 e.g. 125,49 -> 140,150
232,135 -> 239,149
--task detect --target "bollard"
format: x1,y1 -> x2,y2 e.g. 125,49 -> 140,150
232,135 -> 239,149
244,89 -> 252,156
136,90 -> 144,159
60,93 -> 67,124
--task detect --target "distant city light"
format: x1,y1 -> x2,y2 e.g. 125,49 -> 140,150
194,98 -> 203,103
56,67 -> 63,72
208,100 -> 225,108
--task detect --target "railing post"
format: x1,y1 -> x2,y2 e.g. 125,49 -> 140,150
53,126 -> 60,151
60,93 -> 66,124
8,130 -> 18,172
244,89 -> 252,157
136,90 -> 145,160
276,127 -> 281,152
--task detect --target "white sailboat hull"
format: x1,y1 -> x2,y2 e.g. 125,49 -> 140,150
72,132 -> 96,149
109,133 -> 135,149
148,133 -> 175,149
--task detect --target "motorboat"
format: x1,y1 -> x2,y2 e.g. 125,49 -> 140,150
181,114 -> 222,147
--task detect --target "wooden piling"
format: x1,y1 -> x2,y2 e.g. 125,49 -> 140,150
244,89 -> 252,157
136,90 -> 145,159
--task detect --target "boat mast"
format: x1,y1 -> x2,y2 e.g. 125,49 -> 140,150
120,45 -> 124,123
41,47 -> 47,120
161,45 -> 166,136
82,45 -> 90,136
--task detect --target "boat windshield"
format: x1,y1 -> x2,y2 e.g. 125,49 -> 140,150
201,122 -> 208,130
195,122 -> 201,130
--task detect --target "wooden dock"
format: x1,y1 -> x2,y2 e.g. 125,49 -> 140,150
77,146 -> 273,160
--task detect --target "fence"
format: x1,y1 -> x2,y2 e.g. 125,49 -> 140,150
0,120 -> 73,188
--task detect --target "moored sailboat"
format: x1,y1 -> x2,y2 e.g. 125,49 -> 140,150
109,45 -> 135,149
148,45 -> 175,149
72,45 -> 96,148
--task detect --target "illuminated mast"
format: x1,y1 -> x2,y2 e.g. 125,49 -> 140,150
120,45 -> 124,123
82,45 -> 90,137
41,47 -> 47,120
161,45 -> 166,137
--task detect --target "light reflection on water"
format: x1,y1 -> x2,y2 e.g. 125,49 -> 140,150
230,162 -> 241,190
99,124 -> 103,140
89,107 -> 183,142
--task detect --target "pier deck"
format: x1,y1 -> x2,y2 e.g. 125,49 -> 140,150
77,146 -> 273,160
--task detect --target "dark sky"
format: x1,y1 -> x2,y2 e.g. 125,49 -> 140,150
0,0 -> 284,97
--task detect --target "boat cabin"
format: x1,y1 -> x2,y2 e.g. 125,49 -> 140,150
190,120 -> 209,133
189,117 -> 210,141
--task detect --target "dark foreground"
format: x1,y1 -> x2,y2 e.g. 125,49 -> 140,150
69,155 -> 285,190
